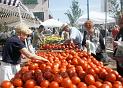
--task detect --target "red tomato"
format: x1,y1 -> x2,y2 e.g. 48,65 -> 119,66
20,66 -> 29,73
12,78 -> 23,87
1,80 -> 13,88
54,74 -> 63,83
40,80 -> 49,88
34,86 -> 41,88
94,81 -> 102,88
24,79 -> 36,88
77,82 -> 87,88
71,76 -> 81,85
88,85 -> 97,88
103,81 -> 112,88
61,77 -> 72,88
29,63 -> 39,70
112,81 -> 122,88
85,74 -> 95,85
49,81 -> 59,88
106,73 -> 116,82
86,68 -> 95,75
100,84 -> 110,88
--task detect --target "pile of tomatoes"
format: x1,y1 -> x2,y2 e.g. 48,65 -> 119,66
40,43 -> 79,50
1,50 -> 123,88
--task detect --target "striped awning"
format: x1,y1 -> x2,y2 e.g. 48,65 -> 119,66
0,0 -> 39,25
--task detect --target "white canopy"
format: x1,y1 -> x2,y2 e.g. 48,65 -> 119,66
76,11 -> 116,25
41,19 -> 63,27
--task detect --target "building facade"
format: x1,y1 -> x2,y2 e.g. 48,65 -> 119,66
21,0 -> 49,21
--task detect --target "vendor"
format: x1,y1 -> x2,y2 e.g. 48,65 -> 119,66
0,23 -> 48,83
60,23 -> 83,49
32,25 -> 45,50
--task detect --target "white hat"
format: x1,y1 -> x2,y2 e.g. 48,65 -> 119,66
60,23 -> 68,31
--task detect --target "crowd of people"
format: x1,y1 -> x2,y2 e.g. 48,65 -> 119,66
0,19 -> 123,83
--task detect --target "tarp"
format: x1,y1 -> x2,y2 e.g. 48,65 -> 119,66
41,19 -> 63,27
76,11 -> 116,25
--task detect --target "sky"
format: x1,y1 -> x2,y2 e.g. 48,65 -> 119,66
49,0 -> 102,23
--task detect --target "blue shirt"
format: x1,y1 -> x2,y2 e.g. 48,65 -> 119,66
2,35 -> 25,65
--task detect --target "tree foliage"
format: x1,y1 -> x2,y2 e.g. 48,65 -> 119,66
108,0 -> 122,23
65,0 -> 82,26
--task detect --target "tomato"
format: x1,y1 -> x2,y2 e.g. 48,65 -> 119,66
93,67 -> 100,74
112,81 -> 122,88
88,85 -> 97,88
106,73 -> 116,82
86,68 -> 95,75
99,69 -> 108,80
1,80 -> 13,88
39,64 -> 46,70
29,63 -> 39,70
20,66 -> 29,73
12,78 -> 23,87
77,82 -> 87,88
61,77 -> 72,88
43,71 -> 53,80
24,79 -> 36,88
60,71 -> 69,78
100,84 -> 110,88
75,66 -> 83,73
77,71 -> 86,81
54,74 -> 63,83
71,76 -> 80,85
22,71 -> 33,82
69,84 -> 77,88
49,81 -> 59,88
14,73 -> 22,79
67,54 -> 73,60
112,84 -> 122,88
103,81 -> 112,88
94,81 -> 102,88
34,86 -> 41,88
85,74 -> 95,85
40,80 -> 49,88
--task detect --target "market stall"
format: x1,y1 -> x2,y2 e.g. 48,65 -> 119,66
1,42 -> 123,87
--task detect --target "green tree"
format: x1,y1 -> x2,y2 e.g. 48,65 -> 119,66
65,0 -> 82,26
108,0 -> 122,23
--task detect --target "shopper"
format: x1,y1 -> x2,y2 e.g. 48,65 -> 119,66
82,20 -> 105,61
0,23 -> 48,83
60,23 -> 83,49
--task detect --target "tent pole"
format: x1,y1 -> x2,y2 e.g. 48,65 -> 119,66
87,0 -> 90,20
17,3 -> 22,23
104,0 -> 107,53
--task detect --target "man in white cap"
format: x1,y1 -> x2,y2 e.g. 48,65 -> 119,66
60,23 -> 83,49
